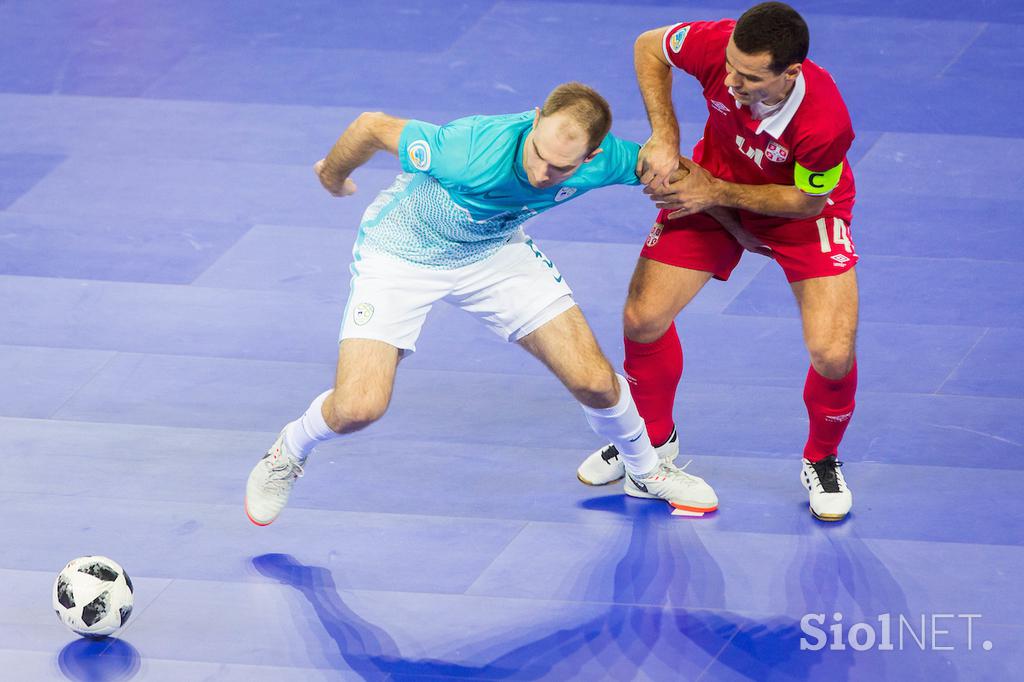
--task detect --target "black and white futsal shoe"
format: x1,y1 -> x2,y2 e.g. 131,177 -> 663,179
801,455 -> 853,521
577,430 -> 680,486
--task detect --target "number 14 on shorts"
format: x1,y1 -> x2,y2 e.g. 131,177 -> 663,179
816,217 -> 852,254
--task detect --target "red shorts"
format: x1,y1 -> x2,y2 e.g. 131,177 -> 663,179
640,210 -> 859,283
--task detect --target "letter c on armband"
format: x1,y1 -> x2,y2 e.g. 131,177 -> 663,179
795,161 -> 843,196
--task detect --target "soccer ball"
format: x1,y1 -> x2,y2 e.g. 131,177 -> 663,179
53,556 -> 134,638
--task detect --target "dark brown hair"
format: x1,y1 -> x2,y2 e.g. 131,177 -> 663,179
734,2 -> 809,74
540,82 -> 613,152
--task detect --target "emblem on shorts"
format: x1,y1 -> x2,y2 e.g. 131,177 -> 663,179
407,140 -> 431,171
554,187 -> 577,202
353,303 -> 375,325
765,141 -> 789,163
831,254 -> 851,267
646,222 -> 664,248
669,26 -> 690,53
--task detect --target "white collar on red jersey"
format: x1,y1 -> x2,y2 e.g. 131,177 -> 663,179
750,71 -> 806,139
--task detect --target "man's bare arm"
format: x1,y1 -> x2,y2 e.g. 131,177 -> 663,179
651,157 -> 828,220
635,27 -> 682,186
316,112 -> 408,196
711,179 -> 828,220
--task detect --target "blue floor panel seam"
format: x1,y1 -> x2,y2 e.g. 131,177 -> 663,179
933,327 -> 992,395
935,21 -> 990,77
44,351 -> 123,421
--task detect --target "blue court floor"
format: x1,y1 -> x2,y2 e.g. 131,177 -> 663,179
2,1 -> 1022,680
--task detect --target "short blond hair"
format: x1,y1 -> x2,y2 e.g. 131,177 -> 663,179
540,82 -> 613,152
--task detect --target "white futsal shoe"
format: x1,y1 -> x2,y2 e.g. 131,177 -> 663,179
245,431 -> 305,526
577,430 -> 680,486
624,461 -> 719,513
801,455 -> 852,521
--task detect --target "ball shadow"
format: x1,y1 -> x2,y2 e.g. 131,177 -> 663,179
57,636 -> 140,682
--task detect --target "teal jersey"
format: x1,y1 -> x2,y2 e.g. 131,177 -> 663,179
357,111 -> 641,269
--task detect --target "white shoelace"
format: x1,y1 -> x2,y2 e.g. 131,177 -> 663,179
262,456 -> 304,493
649,460 -> 703,487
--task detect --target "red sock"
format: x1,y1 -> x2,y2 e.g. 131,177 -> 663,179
803,360 -> 857,462
623,323 -> 682,446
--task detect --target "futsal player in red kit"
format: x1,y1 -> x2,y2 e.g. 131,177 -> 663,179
577,2 -> 859,521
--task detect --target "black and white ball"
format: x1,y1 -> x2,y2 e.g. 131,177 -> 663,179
53,556 -> 134,638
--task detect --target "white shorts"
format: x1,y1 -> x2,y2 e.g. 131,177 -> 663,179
339,233 -> 576,351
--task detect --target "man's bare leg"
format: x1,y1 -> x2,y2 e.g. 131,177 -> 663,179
792,268 -> 858,380
573,258 -> 715,488
791,268 -> 859,521
517,305 -> 620,409
245,338 -> 400,525
520,305 -> 718,512
623,257 -> 713,343
619,258 -> 714,449
322,339 -> 402,434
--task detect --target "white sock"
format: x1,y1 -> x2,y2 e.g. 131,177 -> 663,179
581,374 -> 659,477
283,390 -> 338,459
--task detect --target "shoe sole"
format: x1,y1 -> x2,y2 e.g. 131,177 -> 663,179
244,497 -> 274,527
672,502 -> 717,513
801,472 -> 850,522
624,487 -> 718,513
810,506 -> 848,522
577,471 -> 624,486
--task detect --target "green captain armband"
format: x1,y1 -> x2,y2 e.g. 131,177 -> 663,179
794,161 -> 843,195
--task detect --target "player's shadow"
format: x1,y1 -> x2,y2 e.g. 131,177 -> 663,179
781,524 -> 959,680
57,636 -> 140,682
578,493 -> 858,679
254,495 -> 848,679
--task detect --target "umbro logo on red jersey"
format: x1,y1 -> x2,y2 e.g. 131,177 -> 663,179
710,100 -> 731,116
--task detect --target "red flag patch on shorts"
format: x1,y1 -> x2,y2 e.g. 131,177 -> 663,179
646,222 -> 664,247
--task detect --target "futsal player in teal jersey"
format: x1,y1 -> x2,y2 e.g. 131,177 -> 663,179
244,82 -> 719,525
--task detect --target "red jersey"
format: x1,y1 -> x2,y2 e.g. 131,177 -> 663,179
662,20 -> 856,228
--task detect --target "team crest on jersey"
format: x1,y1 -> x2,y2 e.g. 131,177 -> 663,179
669,26 -> 690,53
407,140 -> 431,171
353,303 -> 375,325
765,141 -> 789,163
554,187 -> 577,202
646,221 -> 664,247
